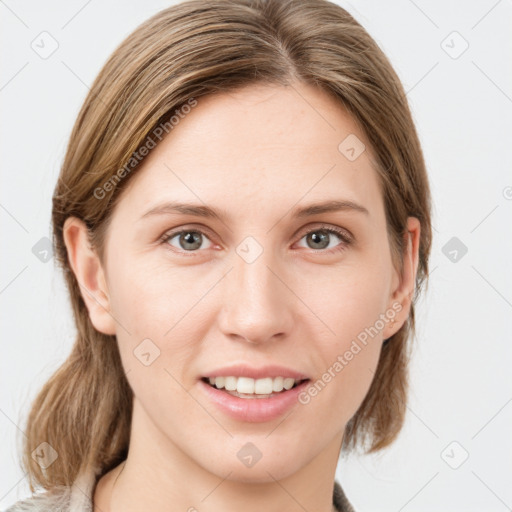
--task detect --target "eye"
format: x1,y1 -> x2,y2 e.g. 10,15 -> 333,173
159,224 -> 352,256
161,229 -> 214,253
296,225 -> 352,253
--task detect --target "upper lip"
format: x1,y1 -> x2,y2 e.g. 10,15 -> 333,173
201,363 -> 310,381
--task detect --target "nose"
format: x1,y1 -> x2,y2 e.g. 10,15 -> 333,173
218,245 -> 295,345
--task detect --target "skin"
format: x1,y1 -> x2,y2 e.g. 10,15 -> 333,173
63,81 -> 420,512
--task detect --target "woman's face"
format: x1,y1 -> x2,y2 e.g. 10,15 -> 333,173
72,82 -> 418,483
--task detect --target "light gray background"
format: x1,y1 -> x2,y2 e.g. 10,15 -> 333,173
1,1 -> 511,510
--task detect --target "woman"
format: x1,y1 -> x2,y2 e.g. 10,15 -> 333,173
6,0 -> 432,510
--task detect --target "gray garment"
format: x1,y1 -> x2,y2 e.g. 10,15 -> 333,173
4,469 -> 356,512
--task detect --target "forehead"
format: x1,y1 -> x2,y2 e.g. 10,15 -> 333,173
114,82 -> 383,222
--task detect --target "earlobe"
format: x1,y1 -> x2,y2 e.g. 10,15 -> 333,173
385,217 -> 421,339
62,217 -> 117,336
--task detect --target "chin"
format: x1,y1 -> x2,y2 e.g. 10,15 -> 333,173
197,439 -> 308,484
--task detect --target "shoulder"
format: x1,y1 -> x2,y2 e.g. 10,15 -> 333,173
3,467 -> 97,512
3,486 -> 71,512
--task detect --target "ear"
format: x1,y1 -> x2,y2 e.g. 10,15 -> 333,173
384,216 -> 421,339
62,217 -> 117,336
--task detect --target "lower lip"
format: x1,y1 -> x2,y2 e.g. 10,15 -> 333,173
198,379 -> 310,423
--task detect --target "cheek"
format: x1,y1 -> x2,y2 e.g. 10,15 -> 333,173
297,253 -> 392,341
293,256 -> 390,415
297,293 -> 384,431
107,257 -> 216,382
108,254 -> 208,333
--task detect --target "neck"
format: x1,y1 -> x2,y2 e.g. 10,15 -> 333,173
96,398 -> 344,512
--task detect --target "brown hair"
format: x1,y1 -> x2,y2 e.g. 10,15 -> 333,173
19,0 -> 432,492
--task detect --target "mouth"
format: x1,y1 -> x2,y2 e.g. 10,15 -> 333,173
200,376 -> 310,399
198,375 -> 312,422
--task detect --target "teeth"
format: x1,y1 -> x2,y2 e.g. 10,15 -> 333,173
224,376 -> 237,391
207,376 -> 303,394
273,376 -> 284,392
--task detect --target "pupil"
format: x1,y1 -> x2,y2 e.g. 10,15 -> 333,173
181,232 -> 201,250
308,231 -> 329,249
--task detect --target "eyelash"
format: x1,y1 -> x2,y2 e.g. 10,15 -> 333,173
158,224 -> 353,257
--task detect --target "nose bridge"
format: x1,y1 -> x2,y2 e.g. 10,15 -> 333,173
219,239 -> 292,343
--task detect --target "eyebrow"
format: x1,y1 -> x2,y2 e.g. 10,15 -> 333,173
139,199 -> 369,222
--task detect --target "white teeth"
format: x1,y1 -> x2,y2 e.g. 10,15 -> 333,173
237,377 -> 255,394
224,376 -> 237,391
254,377 -> 273,395
206,375 -> 304,394
284,377 -> 296,390
272,376 -> 284,392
